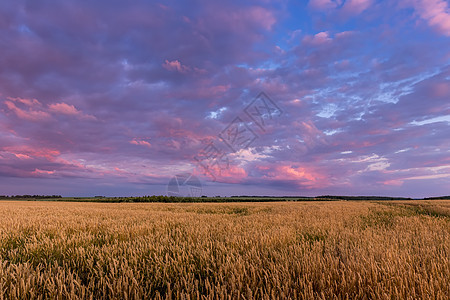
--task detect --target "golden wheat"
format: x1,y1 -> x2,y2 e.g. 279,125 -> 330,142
0,200 -> 448,299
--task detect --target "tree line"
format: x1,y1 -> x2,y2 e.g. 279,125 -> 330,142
0,195 -> 62,199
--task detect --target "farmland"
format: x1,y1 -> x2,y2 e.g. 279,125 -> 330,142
0,200 -> 449,299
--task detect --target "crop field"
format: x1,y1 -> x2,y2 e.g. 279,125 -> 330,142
0,200 -> 448,299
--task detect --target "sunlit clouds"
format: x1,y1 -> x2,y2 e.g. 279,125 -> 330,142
0,1 -> 449,197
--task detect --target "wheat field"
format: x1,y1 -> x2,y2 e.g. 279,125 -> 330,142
0,200 -> 448,299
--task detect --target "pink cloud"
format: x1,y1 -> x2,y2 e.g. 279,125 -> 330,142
303,31 -> 333,45
200,164 -> 248,184
265,164 -> 326,189
162,60 -> 190,73
277,165 -> 317,181
293,120 -> 328,148
14,153 -> 31,160
192,4 -> 276,52
4,98 -> 50,121
32,169 -> 55,176
309,0 -> 342,11
166,84 -> 230,102
341,0 -> 373,15
3,98 -> 95,121
383,179 -> 404,186
309,0 -> 372,16
49,103 -> 80,115
8,97 -> 41,107
130,138 -> 152,148
302,30 -> 354,49
407,0 -> 450,36
3,146 -> 60,160
244,6 -> 276,31
48,102 -> 96,120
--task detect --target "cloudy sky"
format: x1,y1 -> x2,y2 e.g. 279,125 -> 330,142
0,0 -> 449,197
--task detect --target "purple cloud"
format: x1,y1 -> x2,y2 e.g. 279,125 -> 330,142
0,0 -> 449,197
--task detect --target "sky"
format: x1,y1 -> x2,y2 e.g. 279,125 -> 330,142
0,0 -> 449,198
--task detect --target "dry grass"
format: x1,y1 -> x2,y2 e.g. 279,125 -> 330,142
0,200 -> 448,299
